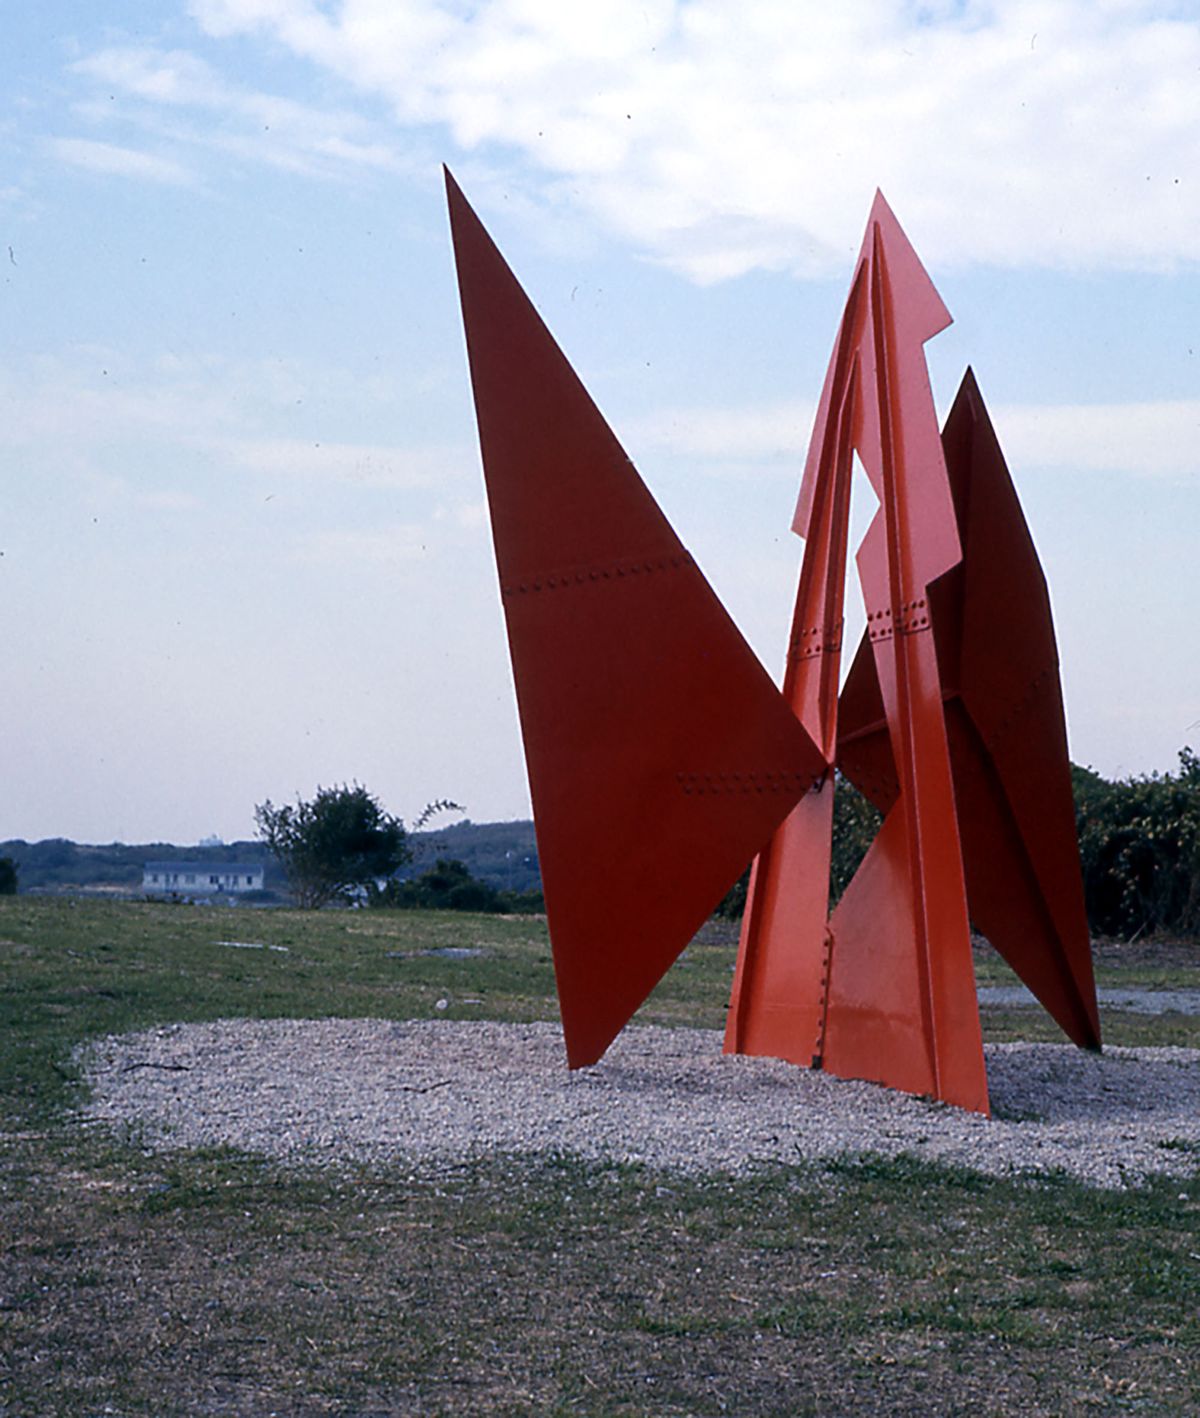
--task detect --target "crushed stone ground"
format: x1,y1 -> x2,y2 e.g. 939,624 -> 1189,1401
75,1020 -> 1200,1190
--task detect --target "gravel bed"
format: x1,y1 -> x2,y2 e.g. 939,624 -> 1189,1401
77,1019 -> 1200,1190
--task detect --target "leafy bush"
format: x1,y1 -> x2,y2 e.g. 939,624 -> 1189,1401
370,858 -> 544,914
1074,749 -> 1200,939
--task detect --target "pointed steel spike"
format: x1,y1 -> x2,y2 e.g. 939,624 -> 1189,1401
733,191 -> 988,1113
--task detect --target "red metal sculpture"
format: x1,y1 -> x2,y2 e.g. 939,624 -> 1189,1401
447,171 -> 1100,1113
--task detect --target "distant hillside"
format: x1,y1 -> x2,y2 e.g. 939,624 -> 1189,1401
1,820 -> 540,897
406,819 -> 540,894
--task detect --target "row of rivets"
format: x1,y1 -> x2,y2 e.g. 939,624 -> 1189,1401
676,769 -> 813,796
866,597 -> 926,622
868,614 -> 932,641
501,554 -> 693,597
796,638 -> 844,660
812,926 -> 836,1065
791,621 -> 844,661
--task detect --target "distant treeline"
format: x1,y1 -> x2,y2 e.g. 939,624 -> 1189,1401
369,857 -> 543,914
0,839 -> 275,893
4,755 -> 1197,939
406,819 -> 540,894
1,819 -> 540,900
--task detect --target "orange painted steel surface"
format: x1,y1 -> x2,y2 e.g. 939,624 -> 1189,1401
837,369 -> 1101,1052
727,194 -> 988,1113
447,170 -> 1100,1110
446,170 -> 826,1067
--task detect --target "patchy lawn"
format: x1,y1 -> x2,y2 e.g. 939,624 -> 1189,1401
1,898 -> 1197,1415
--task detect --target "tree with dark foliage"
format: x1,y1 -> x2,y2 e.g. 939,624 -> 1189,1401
369,857 -> 544,914
254,783 -> 410,908
0,855 -> 17,895
1074,748 -> 1200,938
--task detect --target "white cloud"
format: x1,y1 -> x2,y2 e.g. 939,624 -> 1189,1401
68,44 -> 405,182
225,436 -> 469,487
73,45 -> 228,107
628,390 -> 1200,480
291,522 -> 434,566
994,397 -> 1200,477
0,349 -> 243,447
186,0 -> 1200,279
135,488 -> 204,512
0,350 -> 475,510
0,348 -> 424,443
49,137 -> 195,185
630,398 -> 817,462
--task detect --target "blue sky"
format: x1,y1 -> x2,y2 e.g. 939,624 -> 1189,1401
3,0 -> 1198,844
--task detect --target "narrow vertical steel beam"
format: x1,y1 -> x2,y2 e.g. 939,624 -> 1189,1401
731,194 -> 988,1114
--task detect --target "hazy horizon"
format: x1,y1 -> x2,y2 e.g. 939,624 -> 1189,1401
5,2 -> 1198,843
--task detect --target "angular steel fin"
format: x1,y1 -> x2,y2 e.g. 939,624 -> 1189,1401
937,371 -> 1101,1049
447,169 -> 826,1067
837,370 -> 1101,1051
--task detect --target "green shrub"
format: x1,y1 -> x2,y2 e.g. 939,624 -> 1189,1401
1074,749 -> 1200,938
369,858 -> 545,915
255,783 -> 409,908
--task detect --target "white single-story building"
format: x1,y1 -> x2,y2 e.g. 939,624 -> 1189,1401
143,862 -> 265,897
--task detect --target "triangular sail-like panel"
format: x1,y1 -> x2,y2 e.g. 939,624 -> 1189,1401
938,372 -> 1100,1047
447,170 -> 825,1067
837,370 -> 1100,1052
